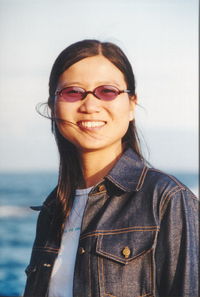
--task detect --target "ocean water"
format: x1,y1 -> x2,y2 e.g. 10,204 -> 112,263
0,171 -> 198,296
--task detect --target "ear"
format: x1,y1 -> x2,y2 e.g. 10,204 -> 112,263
129,95 -> 137,121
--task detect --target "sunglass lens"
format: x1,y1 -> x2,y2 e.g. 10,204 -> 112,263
61,87 -> 84,102
95,86 -> 119,100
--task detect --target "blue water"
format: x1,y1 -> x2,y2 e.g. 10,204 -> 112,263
0,171 -> 198,296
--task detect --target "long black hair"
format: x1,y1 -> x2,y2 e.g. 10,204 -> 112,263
47,39 -> 143,241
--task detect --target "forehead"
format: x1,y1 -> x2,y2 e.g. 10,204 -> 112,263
58,55 -> 126,88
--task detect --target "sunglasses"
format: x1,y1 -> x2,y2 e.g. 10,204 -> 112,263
55,85 -> 132,102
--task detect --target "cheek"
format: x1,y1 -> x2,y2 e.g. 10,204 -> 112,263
112,100 -> 133,122
55,116 -> 77,143
54,103 -> 76,137
54,102 -> 73,120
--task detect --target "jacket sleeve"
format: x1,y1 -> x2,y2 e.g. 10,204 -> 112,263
155,188 -> 199,297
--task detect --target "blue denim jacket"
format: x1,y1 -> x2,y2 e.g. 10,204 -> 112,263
24,148 -> 199,297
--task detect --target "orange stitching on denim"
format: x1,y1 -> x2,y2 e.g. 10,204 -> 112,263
163,187 -> 182,206
97,254 -> 115,297
150,236 -> 157,296
33,246 -> 59,252
160,188 -> 183,218
137,165 -> 146,189
160,188 -> 177,219
33,246 -> 59,251
80,225 -> 159,238
102,256 -> 105,295
93,225 -> 158,232
103,256 -> 116,297
80,228 -> 160,240
128,248 -> 154,265
97,236 -> 154,264
97,255 -> 101,296
160,186 -> 180,215
136,166 -> 148,191
106,174 -> 128,191
160,186 -> 180,207
33,249 -> 58,254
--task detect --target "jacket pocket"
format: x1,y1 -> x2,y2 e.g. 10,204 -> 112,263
96,228 -> 158,297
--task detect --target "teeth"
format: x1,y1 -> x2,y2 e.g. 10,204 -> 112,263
79,121 -> 105,128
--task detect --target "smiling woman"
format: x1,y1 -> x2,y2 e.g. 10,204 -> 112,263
23,40 -> 199,297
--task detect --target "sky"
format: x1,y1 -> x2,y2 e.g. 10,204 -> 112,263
0,0 -> 198,172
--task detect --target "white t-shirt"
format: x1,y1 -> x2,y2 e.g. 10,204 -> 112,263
48,187 -> 93,297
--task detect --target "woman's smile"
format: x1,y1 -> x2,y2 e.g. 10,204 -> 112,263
77,120 -> 106,130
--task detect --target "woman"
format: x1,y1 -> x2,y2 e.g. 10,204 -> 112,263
24,40 -> 198,297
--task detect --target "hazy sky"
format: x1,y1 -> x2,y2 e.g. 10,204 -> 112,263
0,0 -> 198,172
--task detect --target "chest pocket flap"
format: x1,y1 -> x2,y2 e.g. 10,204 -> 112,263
96,227 -> 158,265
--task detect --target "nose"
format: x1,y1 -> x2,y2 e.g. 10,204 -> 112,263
78,93 -> 101,114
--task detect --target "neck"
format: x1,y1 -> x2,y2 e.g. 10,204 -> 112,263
78,144 -> 123,188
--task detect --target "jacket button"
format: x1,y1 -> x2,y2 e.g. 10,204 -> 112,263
78,247 -> 85,255
98,184 -> 106,192
122,246 -> 131,259
43,263 -> 51,267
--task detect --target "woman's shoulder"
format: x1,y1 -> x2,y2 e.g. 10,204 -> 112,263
144,166 -> 198,201
146,167 -> 185,188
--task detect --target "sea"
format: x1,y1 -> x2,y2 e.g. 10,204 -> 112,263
0,171 -> 198,296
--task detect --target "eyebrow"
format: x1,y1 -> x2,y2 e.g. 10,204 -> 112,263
58,81 -> 123,89
58,82 -> 81,89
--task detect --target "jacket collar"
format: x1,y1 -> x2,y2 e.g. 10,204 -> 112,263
40,148 -> 147,212
106,148 -> 147,192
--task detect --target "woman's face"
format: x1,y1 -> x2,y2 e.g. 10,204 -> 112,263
54,55 -> 136,154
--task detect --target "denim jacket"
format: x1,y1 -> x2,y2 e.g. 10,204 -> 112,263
24,148 -> 199,297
